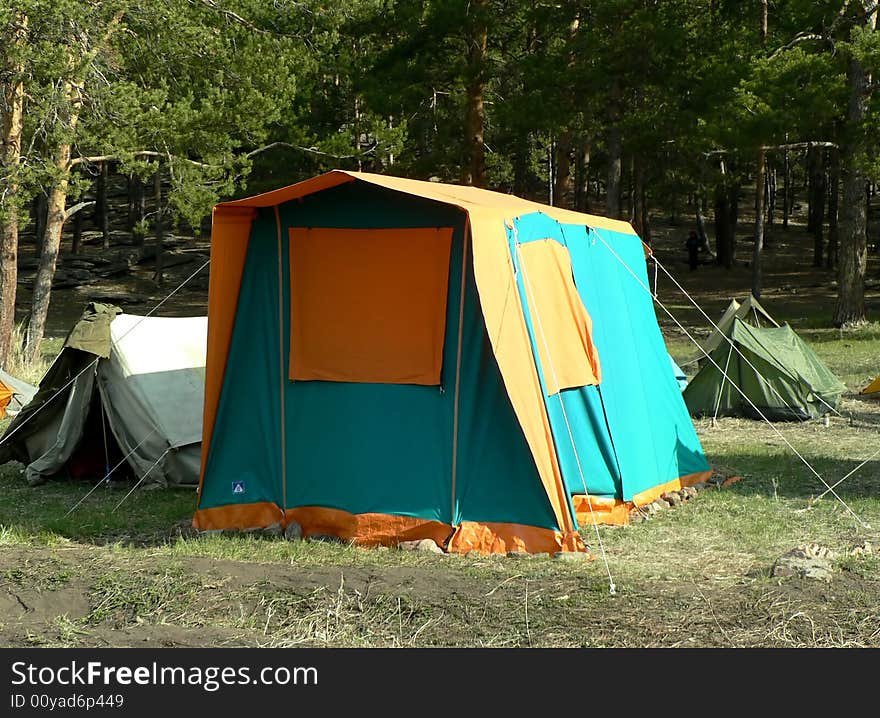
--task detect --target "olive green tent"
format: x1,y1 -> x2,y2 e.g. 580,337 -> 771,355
699,294 -> 778,358
683,318 -> 846,421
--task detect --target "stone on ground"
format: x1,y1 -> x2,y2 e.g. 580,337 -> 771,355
661,491 -> 683,507
849,541 -> 873,557
244,522 -> 282,537
772,544 -> 835,581
553,550 -> 592,562
398,538 -> 445,554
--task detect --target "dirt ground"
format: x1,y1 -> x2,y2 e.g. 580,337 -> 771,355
2,541 -> 876,648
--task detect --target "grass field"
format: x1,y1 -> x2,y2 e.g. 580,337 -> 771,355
1,215 -> 878,648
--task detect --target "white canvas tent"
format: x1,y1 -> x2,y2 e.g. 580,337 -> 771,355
0,304 -> 206,487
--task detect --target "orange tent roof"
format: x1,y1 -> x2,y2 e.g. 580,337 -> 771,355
218,170 -> 637,236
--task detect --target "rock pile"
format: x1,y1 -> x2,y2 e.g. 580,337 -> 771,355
627,470 -> 741,524
772,543 -> 835,581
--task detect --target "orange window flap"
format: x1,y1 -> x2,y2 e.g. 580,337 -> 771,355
289,227 -> 454,385
517,239 -> 601,395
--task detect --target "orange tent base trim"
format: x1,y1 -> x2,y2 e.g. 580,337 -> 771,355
193,502 -> 589,556
573,469 -> 714,527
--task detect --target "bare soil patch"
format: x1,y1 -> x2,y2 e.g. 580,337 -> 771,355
1,542 -> 877,648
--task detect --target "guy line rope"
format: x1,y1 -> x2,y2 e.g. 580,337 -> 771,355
512,227 -> 616,595
589,226 -> 868,528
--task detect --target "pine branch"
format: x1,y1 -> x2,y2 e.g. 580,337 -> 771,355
68,151 -> 213,170
706,141 -> 839,157
193,0 -> 270,33
245,141 -> 378,161
63,200 -> 95,220
189,0 -> 307,38
770,32 -> 828,59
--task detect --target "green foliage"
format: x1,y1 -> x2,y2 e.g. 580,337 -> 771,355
2,0 -> 878,242
3,0 -> 320,225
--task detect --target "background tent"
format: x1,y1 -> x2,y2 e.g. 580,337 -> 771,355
0,369 -> 36,418
195,170 -> 711,553
700,294 -> 778,358
860,376 -> 880,395
0,303 -> 207,487
684,317 -> 846,421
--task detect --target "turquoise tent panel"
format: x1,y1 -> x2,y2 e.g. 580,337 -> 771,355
562,223 -> 710,499
505,212 -> 709,503
670,355 -> 688,392
546,387 -> 623,499
202,181 -> 557,530
506,213 -> 621,504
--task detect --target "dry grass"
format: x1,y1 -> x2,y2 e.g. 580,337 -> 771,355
1,323 -> 60,385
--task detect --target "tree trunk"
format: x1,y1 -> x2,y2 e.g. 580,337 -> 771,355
834,25 -> 875,327
808,146 -> 827,266
714,186 -> 732,268
782,144 -> 790,229
512,133 -> 531,197
767,166 -> 776,228
606,79 -> 623,219
0,13 -> 26,366
153,168 -> 164,286
761,0 -> 768,40
21,11 -> 125,359
728,182 -> 740,251
714,180 -> 739,269
696,193 -> 711,255
96,160 -> 110,250
574,141 -> 590,212
632,156 -> 650,245
461,0 -> 488,188
24,143 -> 73,361
127,173 -> 135,230
826,144 -> 840,270
72,210 -> 82,255
752,150 -> 767,297
553,130 -> 572,208
33,194 -> 47,249
130,173 -> 146,244
605,132 -> 621,215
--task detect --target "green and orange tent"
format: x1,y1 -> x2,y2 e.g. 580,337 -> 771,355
194,170 -> 711,554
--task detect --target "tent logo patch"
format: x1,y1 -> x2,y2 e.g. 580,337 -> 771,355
232,481 -> 246,495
